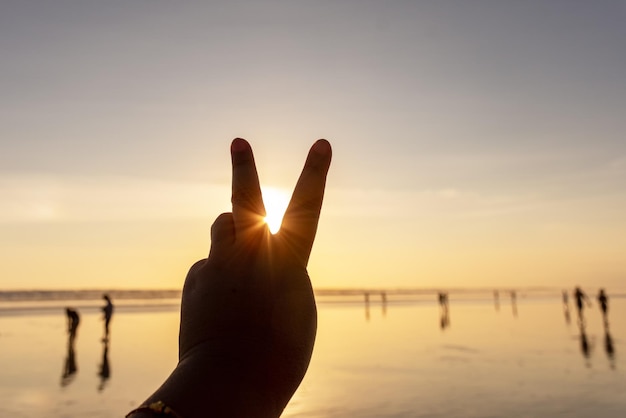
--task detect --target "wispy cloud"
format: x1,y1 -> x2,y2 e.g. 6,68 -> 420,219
0,174 -> 230,223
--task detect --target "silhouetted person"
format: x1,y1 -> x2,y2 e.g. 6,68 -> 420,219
65,307 -> 80,344
438,292 -> 450,330
364,292 -> 370,321
574,286 -> 590,321
102,294 -> 114,340
494,290 -> 500,312
510,291 -> 518,317
562,290 -> 571,324
438,292 -> 445,306
381,292 -> 387,317
98,340 -> 111,391
597,289 -> 609,325
61,309 -> 79,387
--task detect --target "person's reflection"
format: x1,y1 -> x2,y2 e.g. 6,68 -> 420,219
604,328 -> 616,370
98,340 -> 111,392
364,292 -> 370,321
61,335 -> 78,387
601,306 -> 616,370
564,304 -> 571,325
494,290 -> 500,312
578,317 -> 592,367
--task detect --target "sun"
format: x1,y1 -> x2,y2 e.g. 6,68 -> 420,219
261,186 -> 291,234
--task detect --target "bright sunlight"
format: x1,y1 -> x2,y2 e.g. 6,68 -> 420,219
262,186 -> 291,234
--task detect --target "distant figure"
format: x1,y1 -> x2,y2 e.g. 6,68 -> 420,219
573,287 -> 590,320
364,292 -> 370,321
438,292 -> 449,308
510,291 -> 518,317
597,289 -> 609,324
98,340 -> 111,391
381,292 -> 387,317
102,294 -> 114,340
494,290 -> 500,312
438,292 -> 450,330
65,307 -> 80,343
562,290 -> 571,325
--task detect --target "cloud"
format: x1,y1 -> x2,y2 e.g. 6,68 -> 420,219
0,173 -> 230,223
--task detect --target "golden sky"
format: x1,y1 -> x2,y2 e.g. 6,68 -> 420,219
1,1 -> 626,290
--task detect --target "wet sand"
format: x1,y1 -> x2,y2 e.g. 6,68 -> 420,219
0,297 -> 623,417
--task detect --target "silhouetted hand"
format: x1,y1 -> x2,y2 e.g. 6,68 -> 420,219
136,138 -> 331,418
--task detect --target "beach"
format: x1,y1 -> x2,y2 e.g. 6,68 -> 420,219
0,294 -> 624,417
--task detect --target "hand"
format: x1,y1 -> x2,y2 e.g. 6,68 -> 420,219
139,138 -> 332,418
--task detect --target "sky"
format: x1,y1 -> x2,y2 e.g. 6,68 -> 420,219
1,0 -> 626,290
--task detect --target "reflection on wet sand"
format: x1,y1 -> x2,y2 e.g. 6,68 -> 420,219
605,328 -> 615,369
572,288 -> 618,370
578,317 -> 591,366
61,335 -> 78,387
98,340 -> 111,392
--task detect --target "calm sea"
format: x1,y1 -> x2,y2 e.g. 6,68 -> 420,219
0,290 -> 623,417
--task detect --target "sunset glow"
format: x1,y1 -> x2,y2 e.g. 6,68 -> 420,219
1,2 -> 626,291
262,186 -> 291,234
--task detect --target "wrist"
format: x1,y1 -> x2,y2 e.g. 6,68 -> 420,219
138,351 -> 281,418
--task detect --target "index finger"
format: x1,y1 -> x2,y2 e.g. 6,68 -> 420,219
280,139 -> 332,265
230,138 -> 266,237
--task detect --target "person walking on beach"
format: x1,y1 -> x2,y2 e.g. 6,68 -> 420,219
573,286 -> 590,321
102,294 -> 114,340
598,289 -> 609,324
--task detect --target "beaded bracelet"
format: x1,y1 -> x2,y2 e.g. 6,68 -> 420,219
126,401 -> 184,418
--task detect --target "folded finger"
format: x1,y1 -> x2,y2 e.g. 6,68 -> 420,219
208,212 -> 235,262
